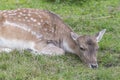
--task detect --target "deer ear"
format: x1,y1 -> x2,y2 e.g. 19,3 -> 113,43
70,32 -> 79,41
95,29 -> 106,42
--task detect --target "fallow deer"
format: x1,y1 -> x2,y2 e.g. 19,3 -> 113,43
0,8 -> 106,68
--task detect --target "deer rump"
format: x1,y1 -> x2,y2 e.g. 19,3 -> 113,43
0,9 -> 65,54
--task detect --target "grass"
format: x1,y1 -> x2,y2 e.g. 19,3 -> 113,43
0,0 -> 120,80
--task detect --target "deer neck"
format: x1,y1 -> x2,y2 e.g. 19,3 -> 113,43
60,31 -> 78,54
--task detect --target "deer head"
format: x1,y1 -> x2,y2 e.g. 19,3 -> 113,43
71,29 -> 106,68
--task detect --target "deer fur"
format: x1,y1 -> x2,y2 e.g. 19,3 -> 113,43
0,8 -> 106,68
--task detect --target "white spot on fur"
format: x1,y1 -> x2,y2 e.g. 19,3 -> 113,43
3,13 -> 8,17
51,28 -> 54,32
18,15 -> 21,17
37,22 -> 41,26
19,12 -> 23,15
23,10 -> 26,13
30,18 -> 36,22
28,14 -> 31,16
3,10 -> 7,13
25,16 -> 28,19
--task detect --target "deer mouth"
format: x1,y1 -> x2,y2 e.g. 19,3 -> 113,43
89,63 -> 98,69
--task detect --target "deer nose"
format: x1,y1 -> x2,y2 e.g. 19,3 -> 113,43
90,64 -> 98,69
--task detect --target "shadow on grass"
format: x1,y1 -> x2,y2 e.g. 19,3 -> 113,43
44,0 -> 91,6
103,55 -> 120,68
98,51 -> 120,68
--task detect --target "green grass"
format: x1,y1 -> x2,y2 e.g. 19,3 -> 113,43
0,0 -> 120,80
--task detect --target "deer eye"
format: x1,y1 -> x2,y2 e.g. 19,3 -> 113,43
96,48 -> 99,51
79,47 -> 86,51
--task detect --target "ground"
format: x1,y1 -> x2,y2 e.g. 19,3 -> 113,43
0,0 -> 120,80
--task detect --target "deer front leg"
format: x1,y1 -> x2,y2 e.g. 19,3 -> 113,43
33,43 -> 65,55
40,44 -> 65,55
0,47 -> 13,53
